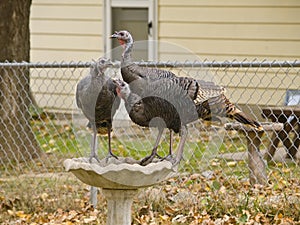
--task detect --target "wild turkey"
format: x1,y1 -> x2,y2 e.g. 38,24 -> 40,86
111,30 -> 262,164
111,30 -> 177,94
113,78 -> 198,166
111,30 -> 262,128
111,30 -> 182,162
76,57 -> 120,162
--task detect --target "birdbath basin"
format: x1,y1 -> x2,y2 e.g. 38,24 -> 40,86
63,157 -> 176,225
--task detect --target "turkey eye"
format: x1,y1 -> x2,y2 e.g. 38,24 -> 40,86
120,32 -> 124,36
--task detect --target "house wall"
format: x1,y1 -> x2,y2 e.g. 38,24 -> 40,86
30,0 -> 104,62
158,0 -> 300,61
29,0 -> 300,114
30,0 -> 104,113
157,0 -> 300,110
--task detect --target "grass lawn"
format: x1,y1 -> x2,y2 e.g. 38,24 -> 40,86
0,115 -> 299,224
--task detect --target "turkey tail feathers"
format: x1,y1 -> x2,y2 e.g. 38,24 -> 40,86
230,109 -> 263,131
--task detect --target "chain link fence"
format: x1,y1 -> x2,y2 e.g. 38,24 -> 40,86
0,60 -> 299,224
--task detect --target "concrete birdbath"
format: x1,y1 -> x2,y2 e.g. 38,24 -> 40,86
63,157 -> 176,225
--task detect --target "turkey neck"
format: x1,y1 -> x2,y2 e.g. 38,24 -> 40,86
123,91 -> 141,111
90,66 -> 106,83
121,39 -> 133,66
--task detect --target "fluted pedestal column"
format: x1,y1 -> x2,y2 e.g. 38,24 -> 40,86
102,189 -> 137,225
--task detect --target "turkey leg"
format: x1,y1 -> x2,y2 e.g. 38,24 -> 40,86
106,127 -> 118,160
89,124 -> 100,163
160,131 -> 174,162
140,127 -> 164,166
171,125 -> 188,166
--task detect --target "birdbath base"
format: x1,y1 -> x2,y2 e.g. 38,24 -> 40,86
102,189 -> 137,225
64,157 -> 176,225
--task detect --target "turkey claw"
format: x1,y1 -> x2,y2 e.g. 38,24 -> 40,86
140,153 -> 164,166
163,154 -> 182,167
105,152 -> 118,163
140,155 -> 155,166
160,154 -> 174,162
89,155 -> 100,163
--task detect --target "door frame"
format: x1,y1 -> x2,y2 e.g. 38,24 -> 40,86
103,0 -> 157,60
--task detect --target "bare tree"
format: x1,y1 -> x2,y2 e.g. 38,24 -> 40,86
0,0 -> 42,162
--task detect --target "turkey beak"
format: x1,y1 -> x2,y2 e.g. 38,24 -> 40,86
113,79 -> 121,87
110,33 -> 119,39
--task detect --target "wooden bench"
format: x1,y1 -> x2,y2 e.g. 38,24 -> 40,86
262,106 -> 300,160
224,122 -> 283,185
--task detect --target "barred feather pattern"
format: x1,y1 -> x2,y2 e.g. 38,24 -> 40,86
118,78 -> 197,133
112,30 -> 262,131
167,76 -> 262,130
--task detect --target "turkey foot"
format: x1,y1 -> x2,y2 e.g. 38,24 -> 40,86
140,152 -> 156,166
140,150 -> 164,166
104,152 -> 118,163
89,154 -> 100,163
160,154 -> 174,162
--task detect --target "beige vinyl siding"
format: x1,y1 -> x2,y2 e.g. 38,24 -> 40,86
29,0 -> 300,113
30,67 -> 90,113
30,0 -> 104,62
158,0 -> 300,61
158,0 -> 300,110
30,0 -> 103,113
214,69 -> 300,105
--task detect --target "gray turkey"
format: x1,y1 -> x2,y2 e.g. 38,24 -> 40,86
111,30 -> 183,163
113,78 -> 198,166
76,57 -> 120,162
111,30 -> 177,94
111,30 -> 262,156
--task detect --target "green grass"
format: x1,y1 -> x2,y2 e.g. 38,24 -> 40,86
1,116 -> 300,224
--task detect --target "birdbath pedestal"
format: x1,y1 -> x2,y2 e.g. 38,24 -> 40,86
63,157 -> 176,225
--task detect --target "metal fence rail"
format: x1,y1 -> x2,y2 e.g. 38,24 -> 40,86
0,60 -> 299,224
1,60 -> 300,68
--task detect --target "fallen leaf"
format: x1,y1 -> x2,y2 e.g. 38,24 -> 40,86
49,139 -> 56,146
83,215 -> 97,223
227,161 -> 237,167
159,214 -> 169,221
41,193 -> 49,201
172,214 -> 187,223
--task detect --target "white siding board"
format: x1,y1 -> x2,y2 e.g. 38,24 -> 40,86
30,50 -> 103,62
31,34 -> 102,51
225,87 -> 287,106
33,0 -> 101,5
30,20 -> 102,35
159,7 -> 300,24
31,5 -> 102,20
159,23 -> 300,41
159,38 -> 300,58
158,53 -> 299,62
160,0 -> 300,7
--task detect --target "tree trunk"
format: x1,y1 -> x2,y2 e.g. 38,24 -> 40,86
0,0 -> 42,163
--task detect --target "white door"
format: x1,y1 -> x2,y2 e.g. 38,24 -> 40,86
104,0 -> 157,61
111,7 -> 148,61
